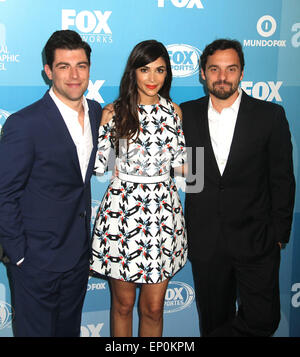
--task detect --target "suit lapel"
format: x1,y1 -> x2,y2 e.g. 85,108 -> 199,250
200,97 -> 222,178
222,91 -> 253,178
84,100 -> 100,184
42,91 -> 83,180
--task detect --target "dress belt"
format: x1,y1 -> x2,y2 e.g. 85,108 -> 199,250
118,172 -> 170,184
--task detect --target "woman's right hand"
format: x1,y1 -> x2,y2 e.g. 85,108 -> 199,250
101,103 -> 115,125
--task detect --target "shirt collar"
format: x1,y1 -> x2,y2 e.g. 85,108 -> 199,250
208,87 -> 242,114
49,87 -> 89,117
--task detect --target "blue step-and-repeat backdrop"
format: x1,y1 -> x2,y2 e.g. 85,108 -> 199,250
0,0 -> 299,337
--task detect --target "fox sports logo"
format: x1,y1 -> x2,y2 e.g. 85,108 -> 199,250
167,44 -> 201,78
0,301 -> 14,329
164,281 -> 195,313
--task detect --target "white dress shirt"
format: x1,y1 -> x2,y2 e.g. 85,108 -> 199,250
208,88 -> 242,175
49,87 -> 93,183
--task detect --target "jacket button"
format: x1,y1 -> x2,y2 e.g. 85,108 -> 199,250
79,212 -> 86,218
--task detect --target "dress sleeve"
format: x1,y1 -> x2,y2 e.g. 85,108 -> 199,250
94,119 -> 115,175
171,115 -> 187,168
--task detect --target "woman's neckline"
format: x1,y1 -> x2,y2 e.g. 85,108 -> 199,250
138,94 -> 161,107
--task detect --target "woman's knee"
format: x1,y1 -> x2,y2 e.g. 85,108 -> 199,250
139,301 -> 164,321
110,279 -> 136,317
113,296 -> 135,317
139,280 -> 169,321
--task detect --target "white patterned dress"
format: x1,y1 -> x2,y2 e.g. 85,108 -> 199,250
90,96 -> 187,283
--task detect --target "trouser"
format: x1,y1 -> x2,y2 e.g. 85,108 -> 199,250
7,252 -> 89,337
190,242 -> 281,337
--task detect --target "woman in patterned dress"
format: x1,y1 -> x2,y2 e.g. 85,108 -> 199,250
90,40 -> 187,337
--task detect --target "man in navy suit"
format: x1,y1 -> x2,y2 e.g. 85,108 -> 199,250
0,30 -> 101,336
181,39 -> 295,336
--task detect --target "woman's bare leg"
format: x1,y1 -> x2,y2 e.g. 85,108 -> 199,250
109,278 -> 137,337
138,279 -> 169,337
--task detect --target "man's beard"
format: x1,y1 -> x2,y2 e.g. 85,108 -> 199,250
208,80 -> 239,100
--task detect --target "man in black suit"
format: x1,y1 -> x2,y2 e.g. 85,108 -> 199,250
181,39 -> 295,337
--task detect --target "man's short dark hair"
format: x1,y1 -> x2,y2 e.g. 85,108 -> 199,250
200,39 -> 245,72
44,30 -> 92,69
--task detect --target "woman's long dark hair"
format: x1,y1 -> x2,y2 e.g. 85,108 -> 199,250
113,40 -> 173,150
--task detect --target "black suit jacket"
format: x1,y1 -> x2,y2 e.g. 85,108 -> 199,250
181,91 -> 295,262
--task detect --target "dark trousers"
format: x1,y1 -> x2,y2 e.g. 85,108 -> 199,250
190,241 -> 281,337
8,252 -> 89,337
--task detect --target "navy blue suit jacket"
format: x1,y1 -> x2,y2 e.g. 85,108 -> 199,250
0,91 -> 101,271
